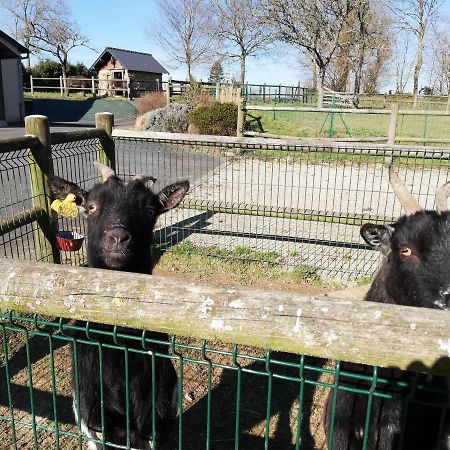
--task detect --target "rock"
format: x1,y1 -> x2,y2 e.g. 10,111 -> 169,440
142,103 -> 191,133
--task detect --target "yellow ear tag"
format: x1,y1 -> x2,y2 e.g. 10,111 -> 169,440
50,193 -> 79,218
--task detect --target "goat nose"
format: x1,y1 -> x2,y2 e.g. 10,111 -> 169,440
105,228 -> 131,250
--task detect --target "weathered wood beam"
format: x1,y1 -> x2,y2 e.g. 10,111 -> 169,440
0,207 -> 45,235
50,129 -> 106,146
0,136 -> 39,154
1,259 -> 450,376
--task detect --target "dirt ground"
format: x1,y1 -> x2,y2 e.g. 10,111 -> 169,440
0,270 -> 341,450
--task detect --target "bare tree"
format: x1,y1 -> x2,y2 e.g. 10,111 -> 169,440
151,0 -> 214,81
390,0 -> 442,96
393,34 -> 415,93
212,0 -> 274,86
1,0 -> 92,84
430,26 -> 450,95
264,0 -> 357,107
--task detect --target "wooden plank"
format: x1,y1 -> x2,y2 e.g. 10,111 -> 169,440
180,200 -> 392,226
1,259 -> 450,376
0,136 -> 39,153
246,105 -> 450,116
0,207 -> 45,236
50,129 -> 106,145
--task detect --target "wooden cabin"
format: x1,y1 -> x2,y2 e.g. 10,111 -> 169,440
89,47 -> 168,97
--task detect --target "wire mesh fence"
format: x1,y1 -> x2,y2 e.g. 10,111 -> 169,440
2,125 -> 450,449
114,134 -> 450,282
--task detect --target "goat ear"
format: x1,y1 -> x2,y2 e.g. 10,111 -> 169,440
48,175 -> 87,205
360,223 -> 394,255
157,180 -> 190,213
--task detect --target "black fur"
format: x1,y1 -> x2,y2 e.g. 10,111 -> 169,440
324,211 -> 450,450
50,173 -> 189,448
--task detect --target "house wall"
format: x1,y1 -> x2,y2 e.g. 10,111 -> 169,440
129,71 -> 162,96
1,58 -> 24,122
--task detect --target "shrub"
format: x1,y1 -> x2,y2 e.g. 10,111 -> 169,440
188,102 -> 238,136
178,79 -> 214,107
143,103 -> 191,133
135,92 -> 167,114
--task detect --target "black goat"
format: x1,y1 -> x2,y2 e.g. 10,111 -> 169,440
324,165 -> 450,450
49,163 -> 189,449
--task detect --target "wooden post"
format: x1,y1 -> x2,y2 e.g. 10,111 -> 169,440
388,102 -> 399,145
25,115 -> 60,263
91,76 -> 96,96
95,112 -> 116,177
216,82 -> 220,101
59,76 -> 63,96
30,75 -> 34,95
413,94 -> 418,109
447,92 -> 450,114
166,77 -> 173,103
236,88 -> 245,138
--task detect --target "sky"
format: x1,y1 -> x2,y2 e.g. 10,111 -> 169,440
1,0 -> 450,89
0,0 -> 302,85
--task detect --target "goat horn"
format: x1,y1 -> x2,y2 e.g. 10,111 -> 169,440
389,164 -> 423,215
133,174 -> 157,186
436,182 -> 450,213
94,162 -> 115,182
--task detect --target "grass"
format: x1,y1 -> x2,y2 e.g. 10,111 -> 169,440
154,242 -> 326,286
24,92 -> 129,101
249,108 -> 450,142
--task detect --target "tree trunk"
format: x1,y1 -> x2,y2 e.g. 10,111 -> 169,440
317,66 -> 325,108
354,43 -> 366,95
413,29 -> 425,96
61,61 -> 69,96
239,54 -> 246,87
312,61 -> 317,90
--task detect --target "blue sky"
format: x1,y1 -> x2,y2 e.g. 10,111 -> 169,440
1,0 -> 450,88
0,0 -> 302,85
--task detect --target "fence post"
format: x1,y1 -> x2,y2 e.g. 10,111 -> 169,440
95,112 -> 116,176
166,77 -> 173,103
91,76 -> 96,96
59,76 -> 63,96
413,94 -> 418,109
30,75 -> 34,95
387,102 -> 399,145
263,83 -> 266,103
236,88 -> 245,138
25,115 -> 60,263
447,92 -> 450,114
216,82 -> 220,101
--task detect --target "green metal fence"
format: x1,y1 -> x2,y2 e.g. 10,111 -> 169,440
1,116 -> 450,449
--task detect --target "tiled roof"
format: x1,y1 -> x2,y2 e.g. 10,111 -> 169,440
90,47 -> 168,74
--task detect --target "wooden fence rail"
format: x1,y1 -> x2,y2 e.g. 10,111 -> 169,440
1,258 -> 450,377
245,103 -> 450,145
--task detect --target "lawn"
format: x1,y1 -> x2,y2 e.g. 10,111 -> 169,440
248,107 -> 450,142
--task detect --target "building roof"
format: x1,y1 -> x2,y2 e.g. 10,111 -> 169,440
0,30 -> 29,59
90,47 -> 168,74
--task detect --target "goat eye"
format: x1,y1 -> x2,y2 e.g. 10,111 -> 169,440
400,247 -> 412,257
87,203 -> 97,214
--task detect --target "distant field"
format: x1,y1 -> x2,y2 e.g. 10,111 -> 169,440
247,107 -> 450,142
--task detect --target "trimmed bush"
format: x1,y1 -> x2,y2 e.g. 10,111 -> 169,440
188,102 -> 238,136
142,103 -> 191,133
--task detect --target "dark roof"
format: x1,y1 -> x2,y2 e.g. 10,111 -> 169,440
90,47 -> 168,74
0,30 -> 29,59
